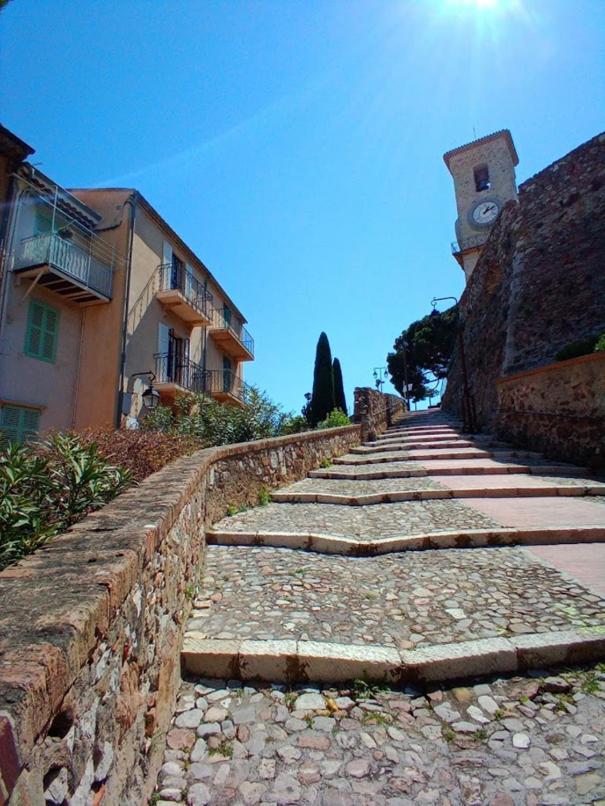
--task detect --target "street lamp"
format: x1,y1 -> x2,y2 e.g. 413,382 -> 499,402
372,366 -> 389,392
131,371 -> 160,411
430,296 -> 477,433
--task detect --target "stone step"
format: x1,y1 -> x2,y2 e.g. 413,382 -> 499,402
181,543 -> 605,682
271,484 -> 605,506
310,462 -> 589,480
334,448 -> 492,465
354,440 -> 475,453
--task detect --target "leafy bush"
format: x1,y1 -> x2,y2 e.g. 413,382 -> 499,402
594,333 -> 605,352
77,428 -> 201,483
142,386 -> 288,447
280,415 -> 311,435
1,435 -> 130,570
317,408 -> 351,429
556,335 -> 599,361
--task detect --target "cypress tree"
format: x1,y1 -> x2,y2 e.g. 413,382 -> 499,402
332,357 -> 347,415
309,332 -> 334,426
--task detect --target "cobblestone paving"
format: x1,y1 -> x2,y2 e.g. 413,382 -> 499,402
155,667 -> 605,805
188,546 -> 605,647
212,500 -> 501,539
277,477 -> 448,497
312,461 -> 424,478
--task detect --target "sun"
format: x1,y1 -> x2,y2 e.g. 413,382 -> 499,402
443,0 -> 517,12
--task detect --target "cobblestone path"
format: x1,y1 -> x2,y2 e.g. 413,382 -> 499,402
156,411 -> 605,804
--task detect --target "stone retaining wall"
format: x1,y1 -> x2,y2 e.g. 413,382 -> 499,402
496,352 -> 605,470
353,387 -> 406,441
0,424 -> 360,806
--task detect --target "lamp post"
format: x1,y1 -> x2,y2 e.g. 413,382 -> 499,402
372,366 -> 388,392
430,296 -> 477,433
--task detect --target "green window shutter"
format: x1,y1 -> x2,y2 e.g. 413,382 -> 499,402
0,406 -> 40,445
24,300 -> 60,363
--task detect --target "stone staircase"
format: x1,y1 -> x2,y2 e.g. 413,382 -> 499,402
180,410 -> 605,686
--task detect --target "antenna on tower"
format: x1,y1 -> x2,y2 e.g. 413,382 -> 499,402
473,126 -> 477,139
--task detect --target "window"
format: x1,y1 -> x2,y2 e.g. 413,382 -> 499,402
474,164 -> 490,192
24,300 -> 60,363
0,405 -> 40,445
34,207 -> 53,236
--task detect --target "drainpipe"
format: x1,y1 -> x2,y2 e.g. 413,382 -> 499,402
115,192 -> 137,428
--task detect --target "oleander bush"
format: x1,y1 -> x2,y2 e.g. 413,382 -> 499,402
0,434 -> 130,571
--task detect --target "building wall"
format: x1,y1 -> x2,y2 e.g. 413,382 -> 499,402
443,132 -> 605,431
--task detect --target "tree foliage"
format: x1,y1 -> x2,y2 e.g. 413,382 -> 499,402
309,332 -> 335,426
387,306 -> 458,403
332,357 -> 347,416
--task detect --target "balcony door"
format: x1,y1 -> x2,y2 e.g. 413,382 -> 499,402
223,356 -> 232,393
158,324 -> 189,387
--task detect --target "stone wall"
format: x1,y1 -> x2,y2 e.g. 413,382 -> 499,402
443,133 -> 605,429
496,352 -> 605,470
0,425 -> 360,806
353,387 -> 406,441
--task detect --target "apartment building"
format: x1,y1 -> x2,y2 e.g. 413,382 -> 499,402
0,126 -> 254,443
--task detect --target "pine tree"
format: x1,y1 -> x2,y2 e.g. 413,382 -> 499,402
309,332 -> 334,426
332,357 -> 347,416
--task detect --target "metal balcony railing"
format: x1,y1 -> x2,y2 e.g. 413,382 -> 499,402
14,233 -> 113,298
451,234 -> 487,255
157,263 -> 213,317
202,369 -> 249,403
211,309 -> 254,357
154,353 -> 206,393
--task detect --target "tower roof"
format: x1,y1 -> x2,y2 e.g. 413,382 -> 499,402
443,129 -> 519,169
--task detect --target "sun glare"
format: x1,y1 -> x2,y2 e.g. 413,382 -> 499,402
443,0 -> 522,14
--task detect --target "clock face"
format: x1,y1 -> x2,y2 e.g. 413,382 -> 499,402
471,200 -> 500,226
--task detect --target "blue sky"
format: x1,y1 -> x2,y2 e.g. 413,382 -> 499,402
1,0 -> 604,414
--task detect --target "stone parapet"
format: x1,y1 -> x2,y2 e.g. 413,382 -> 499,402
0,424 -> 360,806
496,352 -> 605,470
353,387 -> 406,441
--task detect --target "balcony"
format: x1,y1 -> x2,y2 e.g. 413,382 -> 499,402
153,353 -> 206,401
209,310 -> 254,361
202,369 -> 249,408
14,233 -> 113,303
153,355 -> 249,408
155,263 -> 213,326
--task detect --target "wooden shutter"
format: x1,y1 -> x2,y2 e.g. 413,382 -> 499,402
0,405 -> 40,445
25,301 -> 59,363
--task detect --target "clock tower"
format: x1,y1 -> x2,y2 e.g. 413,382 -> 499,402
444,130 -> 519,282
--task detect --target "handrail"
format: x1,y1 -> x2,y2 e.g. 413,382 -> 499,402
451,234 -> 487,254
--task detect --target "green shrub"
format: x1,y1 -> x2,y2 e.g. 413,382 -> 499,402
142,386 -> 288,447
280,415 -> 311,435
0,435 -> 130,570
594,333 -> 605,352
556,335 -> 599,361
317,408 -> 351,429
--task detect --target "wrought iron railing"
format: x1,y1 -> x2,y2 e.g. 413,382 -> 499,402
153,356 -> 249,402
157,263 -> 213,317
14,233 -> 113,298
211,309 -> 254,357
154,353 -> 206,392
202,369 -> 249,403
451,234 -> 487,255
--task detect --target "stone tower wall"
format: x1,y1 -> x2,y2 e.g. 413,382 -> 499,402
442,132 -> 605,428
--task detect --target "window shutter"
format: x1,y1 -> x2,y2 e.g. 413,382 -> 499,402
25,300 -> 59,363
0,406 -> 21,444
0,406 -> 40,445
20,408 -> 40,442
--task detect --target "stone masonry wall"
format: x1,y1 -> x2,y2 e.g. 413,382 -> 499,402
443,133 -> 605,429
496,352 -> 605,470
353,387 -> 406,441
0,424 -> 360,806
